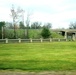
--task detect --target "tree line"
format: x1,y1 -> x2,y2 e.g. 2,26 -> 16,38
0,21 -> 52,39
0,21 -> 76,39
5,21 -> 52,29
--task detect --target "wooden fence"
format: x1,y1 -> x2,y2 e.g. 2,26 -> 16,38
0,38 -> 67,43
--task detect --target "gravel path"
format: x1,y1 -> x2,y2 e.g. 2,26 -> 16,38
0,71 -> 76,75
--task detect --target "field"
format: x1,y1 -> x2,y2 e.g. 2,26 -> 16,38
0,42 -> 76,72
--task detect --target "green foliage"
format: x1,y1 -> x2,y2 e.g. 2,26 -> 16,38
28,29 -> 41,38
51,32 -> 63,38
4,29 -> 41,39
5,29 -> 25,39
0,21 -> 5,39
19,21 -> 25,29
16,29 -> 26,39
31,22 -> 41,29
5,22 -> 13,29
0,42 -> 76,71
5,29 -> 14,39
0,21 -> 5,29
41,27 -> 51,38
0,30 -> 2,39
43,23 -> 52,29
4,29 -> 63,39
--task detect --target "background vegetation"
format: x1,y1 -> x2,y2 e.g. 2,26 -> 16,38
0,21 -> 63,39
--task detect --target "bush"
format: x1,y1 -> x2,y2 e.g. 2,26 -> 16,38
41,27 -> 51,39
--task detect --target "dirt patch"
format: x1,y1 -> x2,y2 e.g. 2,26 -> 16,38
0,71 -> 76,75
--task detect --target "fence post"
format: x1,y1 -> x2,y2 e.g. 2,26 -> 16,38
5,38 -> 8,43
30,38 -> 32,43
50,38 -> 52,42
58,39 -> 60,41
19,38 -> 21,43
40,38 -> 43,42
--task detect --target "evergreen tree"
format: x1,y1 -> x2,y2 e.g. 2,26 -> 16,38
41,27 -> 51,39
0,21 -> 5,39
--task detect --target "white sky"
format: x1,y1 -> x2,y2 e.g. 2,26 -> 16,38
0,0 -> 76,29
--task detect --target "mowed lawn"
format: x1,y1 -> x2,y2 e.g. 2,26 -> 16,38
0,42 -> 76,71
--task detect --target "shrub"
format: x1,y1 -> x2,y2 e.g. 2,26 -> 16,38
41,27 -> 51,39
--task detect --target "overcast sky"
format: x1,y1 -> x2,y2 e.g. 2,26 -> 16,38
0,0 -> 76,29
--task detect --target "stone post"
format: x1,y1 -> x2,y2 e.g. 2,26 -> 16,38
5,38 -> 8,43
58,39 -> 60,41
50,38 -> 52,42
30,38 -> 32,43
19,38 -> 21,43
40,38 -> 43,42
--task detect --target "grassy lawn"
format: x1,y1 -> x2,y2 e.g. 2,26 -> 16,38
0,42 -> 76,71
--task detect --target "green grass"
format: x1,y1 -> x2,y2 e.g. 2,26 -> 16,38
0,42 -> 76,71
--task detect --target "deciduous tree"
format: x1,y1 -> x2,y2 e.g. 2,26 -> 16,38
31,22 -> 41,29
69,22 -> 76,29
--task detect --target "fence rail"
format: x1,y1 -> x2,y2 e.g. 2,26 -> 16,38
0,38 -> 67,43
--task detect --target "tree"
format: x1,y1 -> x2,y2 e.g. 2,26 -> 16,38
5,22 -> 13,29
19,21 -> 25,29
0,21 -> 5,29
69,22 -> 76,29
43,23 -> 52,29
0,21 -> 5,39
26,12 -> 32,38
31,22 -> 41,29
11,5 -> 24,38
41,27 -> 51,39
